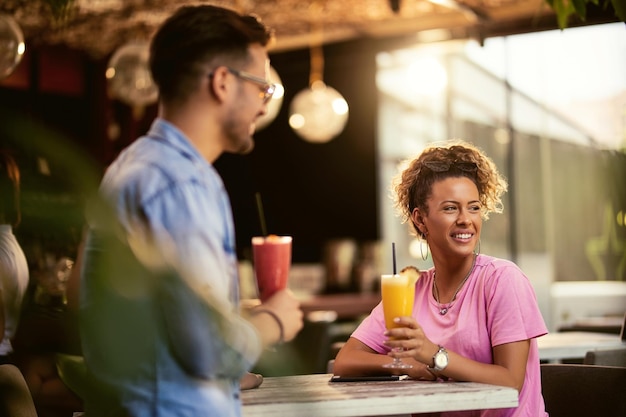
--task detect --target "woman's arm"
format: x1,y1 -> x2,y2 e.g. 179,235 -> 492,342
388,317 -> 530,391
333,337 -> 435,380
429,340 -> 529,391
333,337 -> 390,376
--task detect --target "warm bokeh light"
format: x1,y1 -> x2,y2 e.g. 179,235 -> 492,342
288,81 -> 349,143
0,13 -> 25,80
406,56 -> 447,97
256,66 -> 284,131
106,41 -> 158,107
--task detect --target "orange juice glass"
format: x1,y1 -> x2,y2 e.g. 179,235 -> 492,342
381,274 -> 415,329
381,273 -> 415,369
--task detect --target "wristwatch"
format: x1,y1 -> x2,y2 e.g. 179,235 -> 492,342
427,345 -> 449,372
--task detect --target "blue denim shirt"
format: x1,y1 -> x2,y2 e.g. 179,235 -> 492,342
79,119 -> 262,417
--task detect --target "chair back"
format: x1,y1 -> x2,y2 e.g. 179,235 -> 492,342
541,364 -> 626,417
583,347 -> 626,367
0,364 -> 38,417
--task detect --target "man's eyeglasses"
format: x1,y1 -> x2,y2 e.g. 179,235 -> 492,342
422,160 -> 478,173
222,67 -> 276,104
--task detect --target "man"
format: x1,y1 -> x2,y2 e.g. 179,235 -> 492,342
79,5 -> 303,417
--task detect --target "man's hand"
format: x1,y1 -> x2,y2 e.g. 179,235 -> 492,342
258,289 -> 303,343
240,372 -> 263,390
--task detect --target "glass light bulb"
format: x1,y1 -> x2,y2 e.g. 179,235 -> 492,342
0,14 -> 25,80
107,42 -> 158,106
288,81 -> 349,143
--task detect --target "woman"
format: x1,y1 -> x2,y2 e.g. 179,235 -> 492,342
0,150 -> 29,365
334,140 -> 548,416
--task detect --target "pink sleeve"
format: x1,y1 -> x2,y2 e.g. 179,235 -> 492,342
350,302 -> 389,354
485,261 -> 548,347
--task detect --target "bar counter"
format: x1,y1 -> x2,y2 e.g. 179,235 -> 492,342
242,373 -> 518,417
299,292 -> 381,320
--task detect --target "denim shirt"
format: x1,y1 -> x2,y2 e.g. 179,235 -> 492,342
79,118 -> 262,417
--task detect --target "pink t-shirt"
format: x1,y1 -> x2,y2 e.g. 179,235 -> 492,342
351,254 -> 548,417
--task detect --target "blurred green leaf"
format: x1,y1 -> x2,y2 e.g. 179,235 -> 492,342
549,0 -> 577,29
545,0 -> 625,29
573,0 -> 589,18
612,0 -> 626,21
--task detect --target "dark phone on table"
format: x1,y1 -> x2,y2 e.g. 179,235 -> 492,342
329,375 -> 408,382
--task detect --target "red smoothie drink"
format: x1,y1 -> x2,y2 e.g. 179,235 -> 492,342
251,235 -> 292,301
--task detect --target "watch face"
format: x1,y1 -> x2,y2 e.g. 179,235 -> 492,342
435,351 -> 448,368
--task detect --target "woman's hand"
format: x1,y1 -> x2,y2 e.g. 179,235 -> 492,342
383,316 -> 439,366
384,316 -> 530,390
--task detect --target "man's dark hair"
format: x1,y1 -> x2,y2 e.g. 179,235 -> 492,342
149,5 -> 273,105
0,150 -> 21,227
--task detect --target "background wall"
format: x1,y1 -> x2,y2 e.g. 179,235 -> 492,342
0,38 -> 381,267
217,39 -> 379,263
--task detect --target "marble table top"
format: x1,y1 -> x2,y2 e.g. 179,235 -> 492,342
242,373 -> 518,417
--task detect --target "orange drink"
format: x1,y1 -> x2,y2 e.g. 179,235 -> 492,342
381,274 -> 416,330
381,267 -> 419,369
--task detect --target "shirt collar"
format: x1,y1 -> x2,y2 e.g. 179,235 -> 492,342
146,118 -> 210,168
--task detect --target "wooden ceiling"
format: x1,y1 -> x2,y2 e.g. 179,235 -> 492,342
0,0 -> 619,58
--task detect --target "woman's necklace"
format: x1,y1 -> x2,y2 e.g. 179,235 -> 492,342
433,254 -> 476,315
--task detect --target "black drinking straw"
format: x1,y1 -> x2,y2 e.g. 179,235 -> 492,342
255,192 -> 268,236
392,242 -> 397,274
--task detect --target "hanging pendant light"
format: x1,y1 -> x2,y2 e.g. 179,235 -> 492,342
106,41 -> 158,107
0,14 -> 26,80
288,13 -> 349,144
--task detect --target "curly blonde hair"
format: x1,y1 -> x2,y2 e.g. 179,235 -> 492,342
391,140 -> 507,238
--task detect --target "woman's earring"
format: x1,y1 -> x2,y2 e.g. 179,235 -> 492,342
420,239 -> 429,261
474,239 -> 481,255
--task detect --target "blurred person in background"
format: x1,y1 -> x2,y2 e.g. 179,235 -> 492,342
79,5 -> 303,417
0,148 -> 83,417
0,150 -> 29,366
